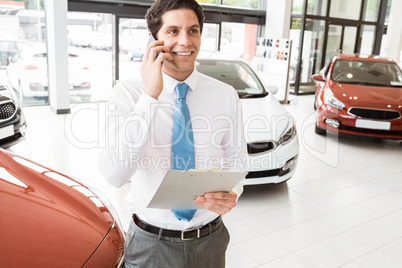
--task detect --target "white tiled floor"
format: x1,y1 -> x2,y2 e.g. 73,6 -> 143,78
9,94 -> 402,267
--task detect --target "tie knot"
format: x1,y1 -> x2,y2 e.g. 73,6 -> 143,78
175,83 -> 189,99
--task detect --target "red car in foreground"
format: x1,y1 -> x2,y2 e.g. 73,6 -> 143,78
312,53 -> 402,139
0,149 -> 125,267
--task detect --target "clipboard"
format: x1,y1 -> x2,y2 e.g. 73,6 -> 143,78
147,169 -> 247,209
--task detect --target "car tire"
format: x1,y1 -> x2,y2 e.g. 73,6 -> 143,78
315,124 -> 326,135
313,92 -> 317,110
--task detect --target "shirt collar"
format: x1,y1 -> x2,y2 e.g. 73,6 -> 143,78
162,69 -> 199,94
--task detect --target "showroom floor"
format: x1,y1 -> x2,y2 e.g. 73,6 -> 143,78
9,94 -> 402,268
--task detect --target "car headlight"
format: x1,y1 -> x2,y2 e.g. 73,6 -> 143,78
324,89 -> 345,110
278,113 -> 297,145
91,187 -> 125,239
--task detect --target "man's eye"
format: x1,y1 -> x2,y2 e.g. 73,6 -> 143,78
190,29 -> 199,34
168,29 -> 178,34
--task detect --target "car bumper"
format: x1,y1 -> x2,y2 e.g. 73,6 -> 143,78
317,105 -> 402,139
0,112 -> 27,149
245,135 -> 299,185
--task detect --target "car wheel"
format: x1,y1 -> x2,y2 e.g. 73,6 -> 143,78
315,123 -> 326,135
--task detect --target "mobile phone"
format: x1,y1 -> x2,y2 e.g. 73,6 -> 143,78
147,34 -> 162,60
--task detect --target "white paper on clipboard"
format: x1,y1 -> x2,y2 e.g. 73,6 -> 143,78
147,169 -> 247,209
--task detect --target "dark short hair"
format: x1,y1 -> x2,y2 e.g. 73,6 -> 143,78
145,0 -> 204,38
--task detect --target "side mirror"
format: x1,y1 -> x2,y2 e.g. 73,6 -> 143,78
7,57 -> 13,65
311,74 -> 324,82
267,85 -> 279,95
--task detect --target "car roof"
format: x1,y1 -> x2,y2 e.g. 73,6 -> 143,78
334,53 -> 396,63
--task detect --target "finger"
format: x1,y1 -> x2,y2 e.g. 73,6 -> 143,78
148,46 -> 171,64
198,202 -> 232,215
194,195 -> 237,211
205,198 -> 236,208
144,40 -> 164,62
205,191 -> 237,200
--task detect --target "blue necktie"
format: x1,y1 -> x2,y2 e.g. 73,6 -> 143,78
171,83 -> 196,222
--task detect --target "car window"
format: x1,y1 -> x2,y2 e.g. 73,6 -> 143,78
195,59 -> 267,98
12,51 -> 21,62
331,60 -> 402,87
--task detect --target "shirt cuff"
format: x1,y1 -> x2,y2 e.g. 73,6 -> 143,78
136,92 -> 160,111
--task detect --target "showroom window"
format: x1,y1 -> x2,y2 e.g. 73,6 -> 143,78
306,0 -> 328,16
360,24 -> 376,55
291,0 -> 304,15
197,0 -> 262,9
0,1 -> 113,106
118,18 -> 147,83
0,1 -> 48,106
66,12 -> 113,103
362,0 -> 381,22
329,0 -> 362,20
290,0 -> 389,95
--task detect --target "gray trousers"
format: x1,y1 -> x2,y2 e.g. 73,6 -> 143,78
124,217 -> 230,268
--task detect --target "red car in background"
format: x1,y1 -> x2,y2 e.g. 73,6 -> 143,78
0,149 -> 125,267
312,53 -> 402,139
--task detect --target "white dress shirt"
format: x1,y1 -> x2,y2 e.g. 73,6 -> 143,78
99,69 -> 247,230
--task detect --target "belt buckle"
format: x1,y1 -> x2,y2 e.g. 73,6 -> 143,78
181,227 -> 200,241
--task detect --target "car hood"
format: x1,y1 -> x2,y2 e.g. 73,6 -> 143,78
331,81 -> 402,109
241,94 -> 290,143
0,149 -> 113,267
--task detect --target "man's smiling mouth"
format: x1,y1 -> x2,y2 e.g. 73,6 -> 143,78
175,52 -> 192,56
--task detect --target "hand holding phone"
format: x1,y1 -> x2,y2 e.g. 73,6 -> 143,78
141,34 -> 169,100
147,35 -> 163,62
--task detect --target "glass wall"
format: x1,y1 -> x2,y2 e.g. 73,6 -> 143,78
307,0 -> 328,16
363,0 -> 381,21
290,0 -> 389,94
118,18 -> 147,83
360,24 -> 376,54
0,2 -> 47,106
329,0 -> 362,20
197,0 -> 261,9
67,12 -> 113,103
0,1 -> 115,106
200,23 -> 219,52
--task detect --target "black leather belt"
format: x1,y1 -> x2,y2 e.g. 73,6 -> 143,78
133,214 -> 222,240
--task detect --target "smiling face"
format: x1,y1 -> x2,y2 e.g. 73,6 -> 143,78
157,8 -> 201,81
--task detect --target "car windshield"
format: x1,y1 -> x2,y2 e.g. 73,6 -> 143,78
331,60 -> 402,87
195,59 -> 268,98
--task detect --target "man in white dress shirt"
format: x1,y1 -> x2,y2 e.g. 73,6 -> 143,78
99,0 -> 247,267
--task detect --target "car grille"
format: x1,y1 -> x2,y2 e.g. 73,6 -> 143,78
349,107 -> 401,120
0,102 -> 16,120
247,141 -> 276,154
246,168 -> 281,178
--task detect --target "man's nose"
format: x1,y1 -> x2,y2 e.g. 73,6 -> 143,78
177,32 -> 192,46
